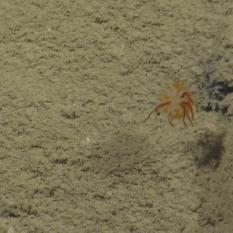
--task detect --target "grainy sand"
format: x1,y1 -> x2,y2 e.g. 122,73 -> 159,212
0,0 -> 233,232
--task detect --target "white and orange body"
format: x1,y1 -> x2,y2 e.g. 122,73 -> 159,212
145,80 -> 197,127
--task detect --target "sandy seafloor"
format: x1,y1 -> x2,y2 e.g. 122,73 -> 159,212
0,0 -> 233,232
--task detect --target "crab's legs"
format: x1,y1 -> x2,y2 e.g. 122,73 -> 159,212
181,101 -> 194,127
181,91 -> 198,112
168,112 -> 175,127
144,101 -> 170,122
181,91 -> 194,103
181,102 -> 187,127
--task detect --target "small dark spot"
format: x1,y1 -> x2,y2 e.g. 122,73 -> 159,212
52,158 -> 68,164
61,111 -> 80,119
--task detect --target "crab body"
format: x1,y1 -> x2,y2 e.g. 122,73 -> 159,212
145,80 -> 196,127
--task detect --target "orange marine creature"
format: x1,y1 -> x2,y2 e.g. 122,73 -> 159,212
145,80 -> 197,127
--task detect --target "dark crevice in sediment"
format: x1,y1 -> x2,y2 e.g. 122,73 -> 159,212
198,56 -> 233,118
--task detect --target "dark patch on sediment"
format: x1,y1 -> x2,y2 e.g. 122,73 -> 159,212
198,56 -> 233,118
189,127 -> 226,170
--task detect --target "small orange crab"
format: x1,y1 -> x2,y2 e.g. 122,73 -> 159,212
145,80 -> 197,127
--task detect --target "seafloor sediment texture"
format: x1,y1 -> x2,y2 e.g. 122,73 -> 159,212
0,0 -> 233,232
